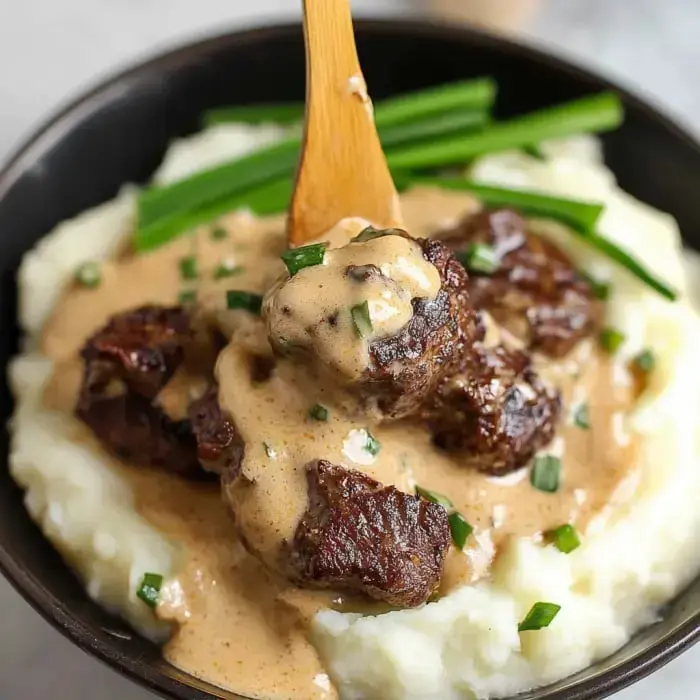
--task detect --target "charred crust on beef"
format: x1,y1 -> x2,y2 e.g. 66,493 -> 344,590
189,387 -> 244,479
362,237 -> 482,420
424,344 -> 562,476
289,460 -> 450,607
438,209 -> 600,357
76,305 -> 214,479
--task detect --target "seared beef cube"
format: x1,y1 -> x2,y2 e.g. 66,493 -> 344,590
76,305 -> 213,479
364,237 -> 482,419
189,387 -> 244,478
79,392 -> 201,477
266,230 -> 482,421
424,345 -> 561,476
438,209 -> 599,357
80,305 -> 191,398
289,460 -> 450,607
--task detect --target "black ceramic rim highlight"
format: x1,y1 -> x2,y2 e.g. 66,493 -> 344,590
0,19 -> 698,700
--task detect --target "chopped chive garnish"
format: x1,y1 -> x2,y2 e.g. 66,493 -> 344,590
580,271 -> 611,300
75,261 -> 102,288
351,301 -> 373,338
226,290 -> 263,314
457,243 -> 499,274
415,485 -> 454,509
263,441 -> 276,458
352,226 -> 404,243
518,602 -> 561,632
214,261 -> 244,279
632,348 -> 655,373
599,327 -> 625,354
364,430 -> 381,456
211,225 -> 228,240
448,511 -> 473,549
547,524 -> 581,554
136,572 -> 163,608
309,404 -> 329,422
531,455 -> 561,493
178,289 -> 197,304
573,403 -> 590,430
179,256 -> 198,280
281,243 -> 326,276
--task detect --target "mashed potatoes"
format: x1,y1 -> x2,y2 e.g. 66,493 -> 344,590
9,124 -> 700,697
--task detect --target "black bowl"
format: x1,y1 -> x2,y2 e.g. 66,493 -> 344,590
0,19 -> 698,700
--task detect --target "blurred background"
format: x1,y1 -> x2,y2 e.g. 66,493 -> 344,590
0,0 -> 698,698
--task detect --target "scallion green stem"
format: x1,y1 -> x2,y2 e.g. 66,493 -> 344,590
374,78 -> 496,127
378,108 -> 488,149
581,231 -> 677,301
138,137 -> 299,231
408,177 -> 604,234
136,79 -> 496,247
387,92 -> 623,170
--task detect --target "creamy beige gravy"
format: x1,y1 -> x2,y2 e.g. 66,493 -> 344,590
39,186 -> 642,699
264,221 -> 442,380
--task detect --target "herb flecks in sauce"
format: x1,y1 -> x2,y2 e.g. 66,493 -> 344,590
599,327 -> 625,354
227,290 -> 263,314
281,243 -> 327,276
457,242 -> 499,274
75,261 -> 102,288
308,404 -> 329,421
137,572 -> 163,608
214,260 -> 244,279
415,486 -> 473,549
547,523 -> 581,553
531,455 -> 561,493
573,403 -> 590,430
178,289 -> 197,305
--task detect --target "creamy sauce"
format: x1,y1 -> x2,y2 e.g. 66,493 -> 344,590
39,187 -> 642,699
264,220 -> 441,379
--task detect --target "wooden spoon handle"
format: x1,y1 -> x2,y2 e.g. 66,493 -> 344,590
288,0 -> 403,247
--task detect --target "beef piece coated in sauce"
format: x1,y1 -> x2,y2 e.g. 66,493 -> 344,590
76,305 -> 215,479
362,237 -> 482,419
438,209 -> 599,357
424,344 -> 561,475
289,460 -> 450,607
189,386 -> 244,478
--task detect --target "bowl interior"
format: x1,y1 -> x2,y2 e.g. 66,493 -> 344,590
0,20 -> 698,700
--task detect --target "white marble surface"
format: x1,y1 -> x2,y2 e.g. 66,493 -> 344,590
0,0 -> 699,698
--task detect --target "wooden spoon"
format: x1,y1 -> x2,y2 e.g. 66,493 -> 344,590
288,0 -> 403,247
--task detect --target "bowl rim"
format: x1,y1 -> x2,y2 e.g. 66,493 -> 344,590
1,18 -> 698,700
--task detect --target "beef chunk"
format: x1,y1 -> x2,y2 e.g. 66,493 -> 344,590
289,460 -> 450,607
76,305 -> 213,479
189,387 -> 244,478
438,209 -> 599,357
362,236 -> 482,419
424,345 -> 561,475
